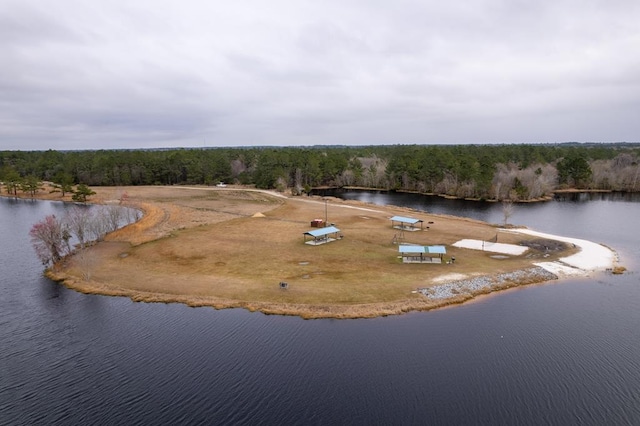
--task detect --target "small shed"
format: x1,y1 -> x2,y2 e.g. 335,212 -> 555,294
310,219 -> 325,228
390,215 -> 424,231
398,245 -> 446,263
304,226 -> 342,245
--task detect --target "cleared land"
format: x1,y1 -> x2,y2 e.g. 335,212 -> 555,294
17,184 -> 616,318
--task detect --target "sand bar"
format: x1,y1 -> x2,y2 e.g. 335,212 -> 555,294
508,228 -> 617,275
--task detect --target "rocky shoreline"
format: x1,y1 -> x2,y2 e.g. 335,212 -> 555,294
418,267 -> 559,300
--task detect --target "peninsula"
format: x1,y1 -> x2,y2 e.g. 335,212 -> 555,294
20,185 -> 618,319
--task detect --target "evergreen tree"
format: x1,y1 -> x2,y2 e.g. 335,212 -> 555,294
72,184 -> 96,203
3,168 -> 22,195
557,154 -> 592,187
20,175 -> 42,197
51,171 -> 75,196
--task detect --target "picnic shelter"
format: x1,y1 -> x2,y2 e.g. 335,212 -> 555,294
398,245 -> 447,263
390,215 -> 424,231
304,226 -> 342,245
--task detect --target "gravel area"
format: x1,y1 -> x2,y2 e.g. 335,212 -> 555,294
418,267 -> 558,300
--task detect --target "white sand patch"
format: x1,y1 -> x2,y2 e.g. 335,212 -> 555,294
532,262 -> 584,277
432,273 -> 469,283
508,229 -> 616,272
453,239 -> 529,255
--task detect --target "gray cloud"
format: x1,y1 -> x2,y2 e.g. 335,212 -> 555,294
1,0 -> 639,150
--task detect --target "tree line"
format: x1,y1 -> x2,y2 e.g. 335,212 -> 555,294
2,143 -> 640,201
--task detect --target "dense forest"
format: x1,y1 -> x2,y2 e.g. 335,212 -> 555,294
1,143 -> 639,201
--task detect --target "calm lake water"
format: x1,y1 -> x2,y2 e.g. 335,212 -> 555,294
1,193 -> 639,425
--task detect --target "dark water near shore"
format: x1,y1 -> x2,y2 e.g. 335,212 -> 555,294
2,194 -> 640,425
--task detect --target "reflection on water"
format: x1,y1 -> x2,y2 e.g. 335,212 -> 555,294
1,194 -> 640,425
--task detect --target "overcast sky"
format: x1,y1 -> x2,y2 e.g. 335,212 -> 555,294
2,0 -> 639,150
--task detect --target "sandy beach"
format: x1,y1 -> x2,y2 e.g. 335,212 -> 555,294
513,228 -> 617,275
452,229 -> 617,276
422,229 -> 617,301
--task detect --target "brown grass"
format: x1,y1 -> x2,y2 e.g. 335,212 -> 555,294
21,185 -> 580,319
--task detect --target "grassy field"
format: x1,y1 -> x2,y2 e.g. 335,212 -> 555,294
32,184 -> 576,318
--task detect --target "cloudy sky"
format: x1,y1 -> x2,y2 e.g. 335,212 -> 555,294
2,0 -> 640,150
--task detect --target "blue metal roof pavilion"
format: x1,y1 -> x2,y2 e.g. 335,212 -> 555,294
303,226 -> 341,245
398,245 -> 447,263
398,245 -> 425,254
390,215 -> 424,231
398,245 -> 446,254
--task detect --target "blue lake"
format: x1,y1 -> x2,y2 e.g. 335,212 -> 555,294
1,193 -> 639,425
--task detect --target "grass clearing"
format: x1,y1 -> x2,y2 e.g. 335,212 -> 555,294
39,185 -> 580,318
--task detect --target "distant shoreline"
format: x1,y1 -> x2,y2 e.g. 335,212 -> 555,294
315,186 -> 616,203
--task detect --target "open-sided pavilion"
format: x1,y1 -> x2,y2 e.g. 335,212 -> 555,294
398,245 -> 447,263
390,215 -> 424,231
303,226 -> 342,245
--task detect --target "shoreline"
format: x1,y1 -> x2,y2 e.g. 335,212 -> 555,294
46,250 -> 613,320
322,186 -> 617,203
45,266 -> 566,319
7,186 -> 620,319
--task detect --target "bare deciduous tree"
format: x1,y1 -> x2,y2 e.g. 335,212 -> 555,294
230,158 -> 247,178
502,190 -> 517,226
355,156 -> 388,188
64,206 -> 91,249
456,181 -> 476,198
491,163 -> 517,200
31,203 -> 140,277
290,168 -> 305,195
88,206 -> 110,242
435,171 -> 458,196
30,215 -> 69,266
491,163 -> 557,201
76,249 -> 98,281
336,169 -> 355,187
105,204 -> 123,232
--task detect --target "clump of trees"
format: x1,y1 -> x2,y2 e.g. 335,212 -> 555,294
491,163 -> 557,201
2,167 -> 23,195
590,153 -> 640,191
0,166 -> 97,202
0,168 -> 42,197
556,154 -> 593,188
29,205 -> 140,274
